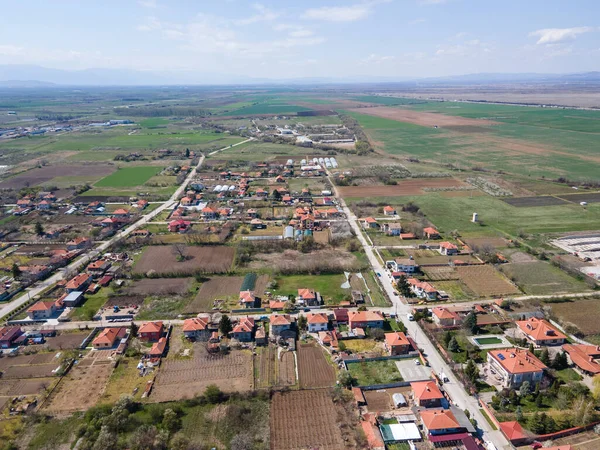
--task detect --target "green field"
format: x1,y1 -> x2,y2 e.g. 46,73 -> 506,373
214,141 -> 310,161
346,359 -> 404,386
139,117 -> 169,128
352,95 -> 427,106
94,166 -> 161,187
272,274 -> 350,305
225,99 -> 310,116
500,261 -> 590,295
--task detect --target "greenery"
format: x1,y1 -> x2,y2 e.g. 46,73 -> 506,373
94,166 -> 162,188
346,360 -> 403,386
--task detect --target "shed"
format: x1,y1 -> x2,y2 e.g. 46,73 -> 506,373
379,423 -> 421,442
63,291 -> 84,307
392,393 -> 407,408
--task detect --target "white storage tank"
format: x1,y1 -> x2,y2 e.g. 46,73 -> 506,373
472,212 -> 478,223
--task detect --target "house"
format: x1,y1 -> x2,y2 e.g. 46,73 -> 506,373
37,200 -> 51,210
149,337 -> 167,358
232,317 -> 255,342
208,332 -> 220,352
112,208 -> 130,217
62,291 -> 84,307
333,308 -> 349,324
0,326 -> 24,348
408,278 -> 438,301
420,409 -> 463,436
136,199 -> 149,209
67,236 -> 91,250
384,332 -> 411,355
361,414 -> 385,450
270,314 -> 294,337
93,327 -> 127,349
487,348 -> 547,388
297,288 -> 320,306
423,227 -> 440,239
387,258 -> 419,274
516,317 -> 567,346
138,321 -> 164,342
432,307 -> 461,327
348,311 -> 385,330
383,223 -> 402,236
438,242 -> 458,256
168,219 -> 191,233
65,273 -> 92,293
411,381 -> 444,408
306,313 -> 329,333
201,206 -> 218,219
182,317 -> 210,340
361,217 -> 379,229
269,299 -> 286,311
250,219 -> 266,229
499,421 -> 528,446
318,330 -> 338,347
255,327 -> 267,346
562,344 -> 600,375
87,259 -> 111,276
383,206 -> 396,216
239,291 -> 257,308
255,188 -> 268,198
27,301 -> 59,320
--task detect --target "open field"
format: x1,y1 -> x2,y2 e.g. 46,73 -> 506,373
44,353 -> 114,413
455,265 -> 520,297
254,345 -> 296,389
94,165 -> 161,187
549,298 -> 600,337
100,357 -> 155,404
126,277 -> 194,296
272,273 -> 349,305
184,276 -> 244,313
346,359 -> 404,386
338,177 -> 466,198
500,261 -> 590,295
270,389 -> 349,450
133,245 -> 235,275
297,343 -> 336,388
151,345 -> 253,402
502,196 -> 569,207
0,164 -> 115,189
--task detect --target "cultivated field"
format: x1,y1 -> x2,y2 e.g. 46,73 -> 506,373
184,276 -> 244,313
151,345 -> 253,402
500,261 -> 589,295
455,265 -> 520,297
338,177 -> 466,198
0,164 -> 115,189
363,386 -> 412,412
550,299 -> 600,338
270,390 -> 348,450
44,352 -> 114,413
94,166 -> 161,187
297,343 -> 336,388
254,346 -> 296,389
126,277 -> 194,296
133,245 -> 235,275
502,196 -> 569,207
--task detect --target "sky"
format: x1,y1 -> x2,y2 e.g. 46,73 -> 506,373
0,0 -> 599,80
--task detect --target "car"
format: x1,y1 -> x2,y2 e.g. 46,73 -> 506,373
376,272 -> 381,277
393,291 -> 398,296
531,443 -> 542,449
407,314 -> 414,321
414,360 -> 421,365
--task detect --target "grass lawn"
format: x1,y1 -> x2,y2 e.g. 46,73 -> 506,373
94,166 -> 161,187
136,294 -> 193,320
272,274 -> 350,305
139,118 -> 169,128
500,261 -> 589,295
69,290 -> 110,321
552,368 -> 583,383
26,415 -> 84,450
346,359 -> 403,386
100,357 -> 154,404
365,271 -> 391,307
342,339 -> 379,354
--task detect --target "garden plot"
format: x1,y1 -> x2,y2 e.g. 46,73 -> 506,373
297,343 -> 336,388
455,265 -> 520,297
125,277 -> 194,296
347,360 -> 404,387
184,276 -> 244,313
254,345 -> 296,389
133,245 -> 235,275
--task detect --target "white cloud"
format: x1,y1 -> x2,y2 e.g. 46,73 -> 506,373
137,0 -> 158,8
0,44 -> 24,56
435,38 -> 492,57
419,0 -> 448,4
529,27 -> 595,45
302,1 -> 390,22
362,53 -> 396,64
408,18 -> 426,25
234,3 -> 279,25
273,23 -> 314,38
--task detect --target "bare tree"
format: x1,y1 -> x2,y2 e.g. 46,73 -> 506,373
171,243 -> 187,261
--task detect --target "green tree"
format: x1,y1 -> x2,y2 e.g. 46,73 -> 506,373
271,189 -> 282,201
463,311 -> 478,335
397,275 -> 413,297
338,371 -> 356,388
539,347 -> 551,366
11,263 -> 21,280
130,322 -> 139,338
535,392 -> 544,407
370,328 -> 385,341
519,381 -> 530,397
443,331 -> 453,347
297,315 -> 307,331
219,315 -> 232,336
162,408 -> 181,435
528,343 -> 535,354
528,412 -> 544,434
515,406 -> 523,422
552,351 -> 568,370
34,221 -> 45,236
204,384 -> 222,404
448,336 -> 460,353
464,359 -> 479,384
185,148 -> 190,157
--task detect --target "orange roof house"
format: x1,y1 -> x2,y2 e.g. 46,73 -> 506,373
149,337 -> 167,357
138,321 -> 164,342
499,421 -> 528,444
432,307 -> 460,327
423,227 -> 440,239
420,409 -> 461,435
93,327 -> 127,348
361,416 -> 385,450
348,310 -> 385,329
232,317 -> 255,342
65,273 -> 92,292
113,208 -> 129,216
182,317 -> 209,339
487,348 -> 547,388
516,317 -> 567,346
411,381 -> 444,407
562,344 -> 600,375
306,312 -> 329,332
384,332 -> 411,355
383,205 -> 396,215
239,290 -> 256,308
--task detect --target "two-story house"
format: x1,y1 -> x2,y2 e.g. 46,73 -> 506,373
348,311 -> 385,330
182,317 -> 210,341
297,288 -> 320,307
516,317 -> 567,346
420,409 -> 464,436
270,314 -> 294,337
384,332 -> 411,355
239,291 -> 257,308
387,258 -> 419,274
411,381 -> 444,408
408,278 -> 438,301
432,307 -> 461,327
232,317 -> 255,342
487,348 -> 547,388
65,273 -> 92,293
138,321 -> 164,342
306,313 -> 329,333
438,242 -> 459,256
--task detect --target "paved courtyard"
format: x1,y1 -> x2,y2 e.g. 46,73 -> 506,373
395,359 -> 432,382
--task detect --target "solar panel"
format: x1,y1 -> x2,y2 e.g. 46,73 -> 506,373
498,353 -> 505,360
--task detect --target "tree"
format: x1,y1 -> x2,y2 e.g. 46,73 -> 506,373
464,359 -> 479,384
535,392 -> 544,407
171,243 -> 187,262
529,343 -> 535,354
185,148 -> 190,158
130,322 -> 139,338
204,385 -> 222,404
338,371 -> 356,388
515,406 -> 523,422
539,347 -> 551,366
463,311 -> 478,335
162,408 -> 181,435
11,263 -> 21,280
519,381 -> 530,397
552,351 -> 568,370
448,336 -> 460,353
271,189 -> 282,201
297,315 -> 307,331
397,275 -> 413,298
92,425 -> 118,450
443,331 -> 453,347
370,328 -> 385,341
230,433 -> 254,450
219,315 -> 232,336
34,221 -> 45,236
593,375 -> 600,400
528,412 -> 544,434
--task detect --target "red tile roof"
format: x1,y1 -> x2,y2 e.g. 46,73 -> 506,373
93,327 -> 127,346
27,301 -> 55,312
298,288 -> 316,300
270,314 -> 292,326
421,409 -> 459,431
432,307 -> 459,320
150,337 -> 167,356
562,344 -> 600,374
233,317 -> 255,334
385,332 -> 410,347
65,273 -> 91,290
499,421 -> 527,441
348,310 -> 384,323
306,313 -> 329,324
182,317 -> 208,332
489,348 -> 547,375
516,317 -> 566,342
411,381 -> 444,401
139,321 -> 163,334
239,290 -> 256,304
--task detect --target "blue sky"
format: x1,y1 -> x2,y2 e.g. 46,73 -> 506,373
0,0 -> 598,79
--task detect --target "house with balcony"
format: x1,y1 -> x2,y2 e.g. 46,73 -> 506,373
487,348 -> 547,388
306,313 -> 329,333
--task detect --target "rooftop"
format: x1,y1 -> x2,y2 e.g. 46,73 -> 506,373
489,348 -> 547,374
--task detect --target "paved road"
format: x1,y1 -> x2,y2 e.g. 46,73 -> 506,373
328,174 -> 510,450
0,138 -> 254,321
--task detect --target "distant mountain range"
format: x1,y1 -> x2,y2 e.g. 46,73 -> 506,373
0,64 -> 599,87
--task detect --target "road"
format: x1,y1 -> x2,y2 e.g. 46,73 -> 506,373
0,138 -> 254,320
328,174 -> 510,450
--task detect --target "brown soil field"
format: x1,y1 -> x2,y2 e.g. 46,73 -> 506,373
255,346 -> 296,389
0,379 -> 51,396
557,192 -> 600,204
363,386 -> 412,412
463,237 -> 508,249
297,343 -> 336,389
1,363 -> 59,379
133,245 -> 235,275
338,177 -> 466,198
422,266 -> 460,281
151,345 -> 252,402
347,106 -> 498,128
455,265 -> 520,297
185,276 -> 244,313
0,164 -> 115,189
502,196 -> 569,207
104,294 -> 145,307
270,389 -> 348,450
126,278 -> 194,296
279,350 -> 296,386
551,299 -> 600,336
44,353 -> 114,413
248,248 -> 363,273
41,332 -> 90,350
0,355 -> 36,371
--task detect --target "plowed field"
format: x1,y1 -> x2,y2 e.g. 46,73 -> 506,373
297,343 -> 335,388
